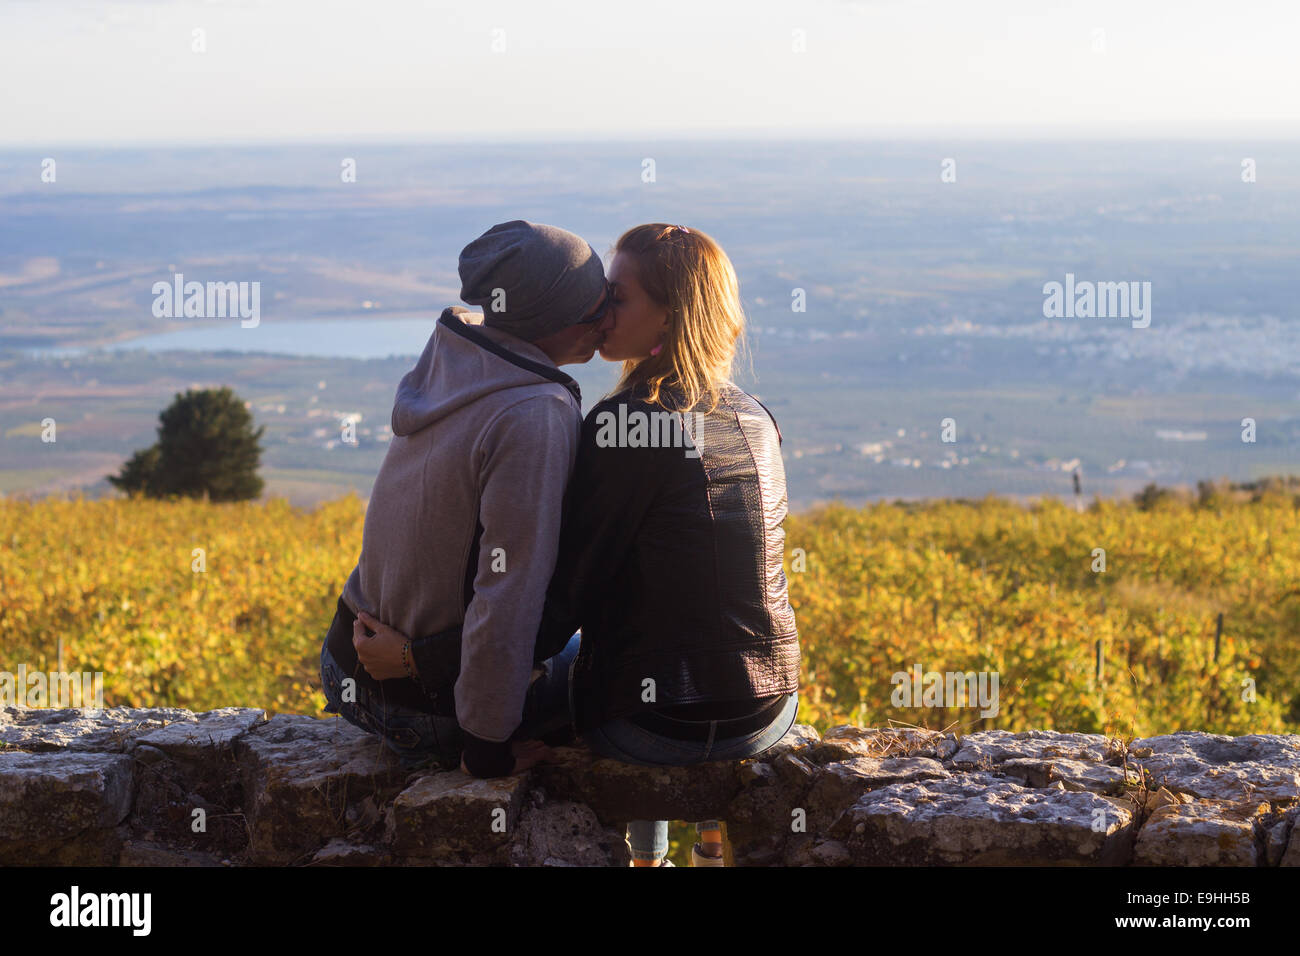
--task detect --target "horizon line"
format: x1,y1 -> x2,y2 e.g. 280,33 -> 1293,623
4,125 -> 1300,151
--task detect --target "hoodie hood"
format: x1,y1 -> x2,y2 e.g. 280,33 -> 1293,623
391,307 -> 582,437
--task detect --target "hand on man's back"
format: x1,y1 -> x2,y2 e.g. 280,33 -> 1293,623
351,611 -> 412,681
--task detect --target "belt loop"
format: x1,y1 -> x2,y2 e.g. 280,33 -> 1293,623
702,720 -> 717,760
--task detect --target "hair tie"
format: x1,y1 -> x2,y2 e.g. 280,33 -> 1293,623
676,225 -> 690,233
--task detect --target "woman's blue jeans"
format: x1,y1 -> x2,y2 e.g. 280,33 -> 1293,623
320,632 -> 799,863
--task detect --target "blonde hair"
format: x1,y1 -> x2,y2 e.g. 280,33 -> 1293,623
609,223 -> 746,413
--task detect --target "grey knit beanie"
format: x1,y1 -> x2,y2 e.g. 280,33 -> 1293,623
458,220 -> 606,342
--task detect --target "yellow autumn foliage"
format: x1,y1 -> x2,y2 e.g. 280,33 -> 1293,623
1,492 -> 1295,739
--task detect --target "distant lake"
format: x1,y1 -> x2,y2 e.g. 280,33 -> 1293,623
32,314 -> 625,398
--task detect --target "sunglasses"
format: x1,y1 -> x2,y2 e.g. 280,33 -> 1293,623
576,283 -> 614,326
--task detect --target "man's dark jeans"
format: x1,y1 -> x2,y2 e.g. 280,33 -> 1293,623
319,632 -> 581,771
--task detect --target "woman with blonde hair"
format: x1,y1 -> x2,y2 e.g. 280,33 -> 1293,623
529,222 -> 802,866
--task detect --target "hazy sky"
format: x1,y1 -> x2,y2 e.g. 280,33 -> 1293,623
2,0 -> 1297,145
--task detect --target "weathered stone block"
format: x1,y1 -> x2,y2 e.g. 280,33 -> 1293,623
1000,756 -> 1136,795
948,730 -> 1113,770
308,838 -> 391,867
1129,732 -> 1300,803
0,751 -> 134,864
806,756 -> 950,829
235,714 -> 407,865
829,773 -> 1136,865
386,769 -> 529,859
0,706 -> 194,753
1133,800 -> 1266,867
812,725 -> 958,763
127,707 -> 267,761
532,745 -> 740,824
508,797 -> 628,866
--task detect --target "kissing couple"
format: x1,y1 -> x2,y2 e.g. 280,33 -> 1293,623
319,220 -> 801,866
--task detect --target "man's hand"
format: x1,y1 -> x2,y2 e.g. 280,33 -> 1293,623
460,739 -> 554,777
352,610 -> 417,681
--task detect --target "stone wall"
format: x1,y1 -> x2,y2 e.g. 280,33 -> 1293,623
1,706 -> 1297,866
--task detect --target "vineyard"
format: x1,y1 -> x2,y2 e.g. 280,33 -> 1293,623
786,491 -> 1298,739
1,490 -> 1296,739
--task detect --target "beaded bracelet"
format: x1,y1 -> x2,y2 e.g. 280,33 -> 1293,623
401,640 -> 413,679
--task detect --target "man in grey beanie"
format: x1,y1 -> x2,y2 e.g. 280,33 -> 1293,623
320,220 -> 612,778
460,219 -> 610,348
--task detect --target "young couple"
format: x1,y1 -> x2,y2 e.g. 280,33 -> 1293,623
319,219 -> 801,866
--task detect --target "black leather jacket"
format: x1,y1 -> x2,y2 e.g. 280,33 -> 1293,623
537,381 -> 801,733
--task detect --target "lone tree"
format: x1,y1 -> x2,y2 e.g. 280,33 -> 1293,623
109,387 -> 264,501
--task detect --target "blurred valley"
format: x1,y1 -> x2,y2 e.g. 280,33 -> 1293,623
2,140 -> 1298,510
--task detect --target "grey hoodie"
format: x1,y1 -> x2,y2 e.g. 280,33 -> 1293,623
342,306 -> 582,744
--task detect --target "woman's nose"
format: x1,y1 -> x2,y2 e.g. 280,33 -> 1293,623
597,307 -> 617,334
